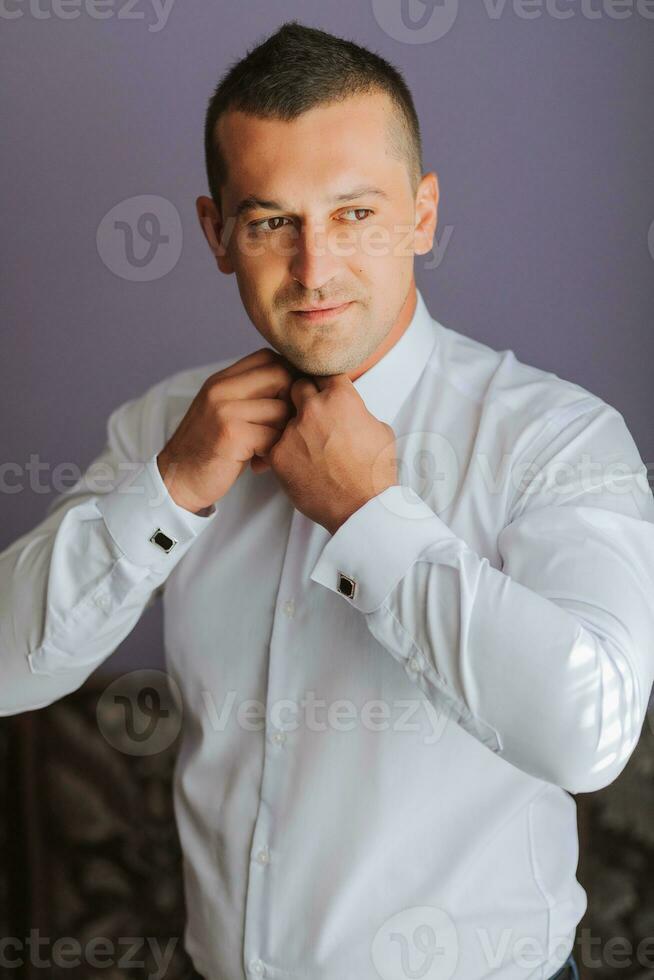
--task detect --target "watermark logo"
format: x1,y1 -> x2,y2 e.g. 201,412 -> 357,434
372,0 -> 460,43
96,676 -> 452,749
96,194 -> 182,281
371,906 -> 459,979
374,430 -> 460,521
96,669 -> 182,755
372,919 -> 654,975
372,0 -> 654,43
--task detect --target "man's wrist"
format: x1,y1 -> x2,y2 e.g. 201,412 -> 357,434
156,451 -> 208,516
325,483 -> 397,535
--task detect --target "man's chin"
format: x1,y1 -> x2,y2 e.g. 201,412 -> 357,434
270,336 -> 360,377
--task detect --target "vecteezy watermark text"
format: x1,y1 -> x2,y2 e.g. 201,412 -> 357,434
0,0 -> 176,32
96,670 -> 455,756
372,0 -> 654,46
2,448 -> 652,505
0,931 -> 177,978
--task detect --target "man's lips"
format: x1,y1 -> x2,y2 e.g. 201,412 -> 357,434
290,301 -> 353,321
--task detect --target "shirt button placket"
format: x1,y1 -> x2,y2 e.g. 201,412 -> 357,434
243,509 -> 307,978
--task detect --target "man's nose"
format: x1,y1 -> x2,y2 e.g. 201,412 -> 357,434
287,222 -> 343,291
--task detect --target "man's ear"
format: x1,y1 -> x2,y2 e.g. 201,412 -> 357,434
413,172 -> 439,257
196,195 -> 234,274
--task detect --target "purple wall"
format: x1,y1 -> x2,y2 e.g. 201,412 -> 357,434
2,2 -> 652,674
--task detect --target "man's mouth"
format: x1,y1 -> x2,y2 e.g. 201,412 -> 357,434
291,301 -> 353,321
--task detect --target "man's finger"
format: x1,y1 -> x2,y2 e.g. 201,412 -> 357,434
290,377 -> 320,412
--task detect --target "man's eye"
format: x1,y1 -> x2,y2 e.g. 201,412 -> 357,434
249,217 -> 292,233
249,209 -> 373,234
342,208 -> 373,222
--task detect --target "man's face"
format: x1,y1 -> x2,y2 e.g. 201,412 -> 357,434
208,91 -> 428,376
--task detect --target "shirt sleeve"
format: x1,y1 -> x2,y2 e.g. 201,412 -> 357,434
310,400 -> 654,794
0,382 -> 218,716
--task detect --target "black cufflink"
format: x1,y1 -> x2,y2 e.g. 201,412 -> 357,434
149,528 -> 178,553
337,571 -> 357,600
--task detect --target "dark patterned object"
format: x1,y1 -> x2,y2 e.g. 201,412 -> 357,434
0,719 -> 9,944
1,675 -> 653,980
575,715 -> 654,979
1,674 -> 195,979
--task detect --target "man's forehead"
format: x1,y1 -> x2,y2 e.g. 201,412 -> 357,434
215,94 -> 405,211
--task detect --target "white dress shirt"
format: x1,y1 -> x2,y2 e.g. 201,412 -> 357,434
2,288 -> 654,980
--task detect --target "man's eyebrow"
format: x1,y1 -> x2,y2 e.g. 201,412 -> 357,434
234,185 -> 389,218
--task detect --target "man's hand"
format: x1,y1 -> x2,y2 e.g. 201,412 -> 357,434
157,347 -> 298,514
256,374 -> 398,535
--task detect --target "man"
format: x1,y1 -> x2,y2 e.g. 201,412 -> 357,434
2,19 -> 653,980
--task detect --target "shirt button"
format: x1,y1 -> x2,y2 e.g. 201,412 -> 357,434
271,731 -> 287,745
250,959 -> 265,976
282,598 -> 296,618
408,655 -> 422,672
256,846 -> 270,865
94,593 -> 111,610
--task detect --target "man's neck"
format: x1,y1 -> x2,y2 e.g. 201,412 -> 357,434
346,280 -> 417,382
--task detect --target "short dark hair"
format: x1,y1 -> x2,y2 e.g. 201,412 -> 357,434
203,20 -> 424,212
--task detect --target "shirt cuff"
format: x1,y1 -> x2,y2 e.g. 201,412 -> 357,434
309,484 -> 459,613
95,451 -> 218,570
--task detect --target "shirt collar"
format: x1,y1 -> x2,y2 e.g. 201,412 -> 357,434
351,287 -> 439,425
